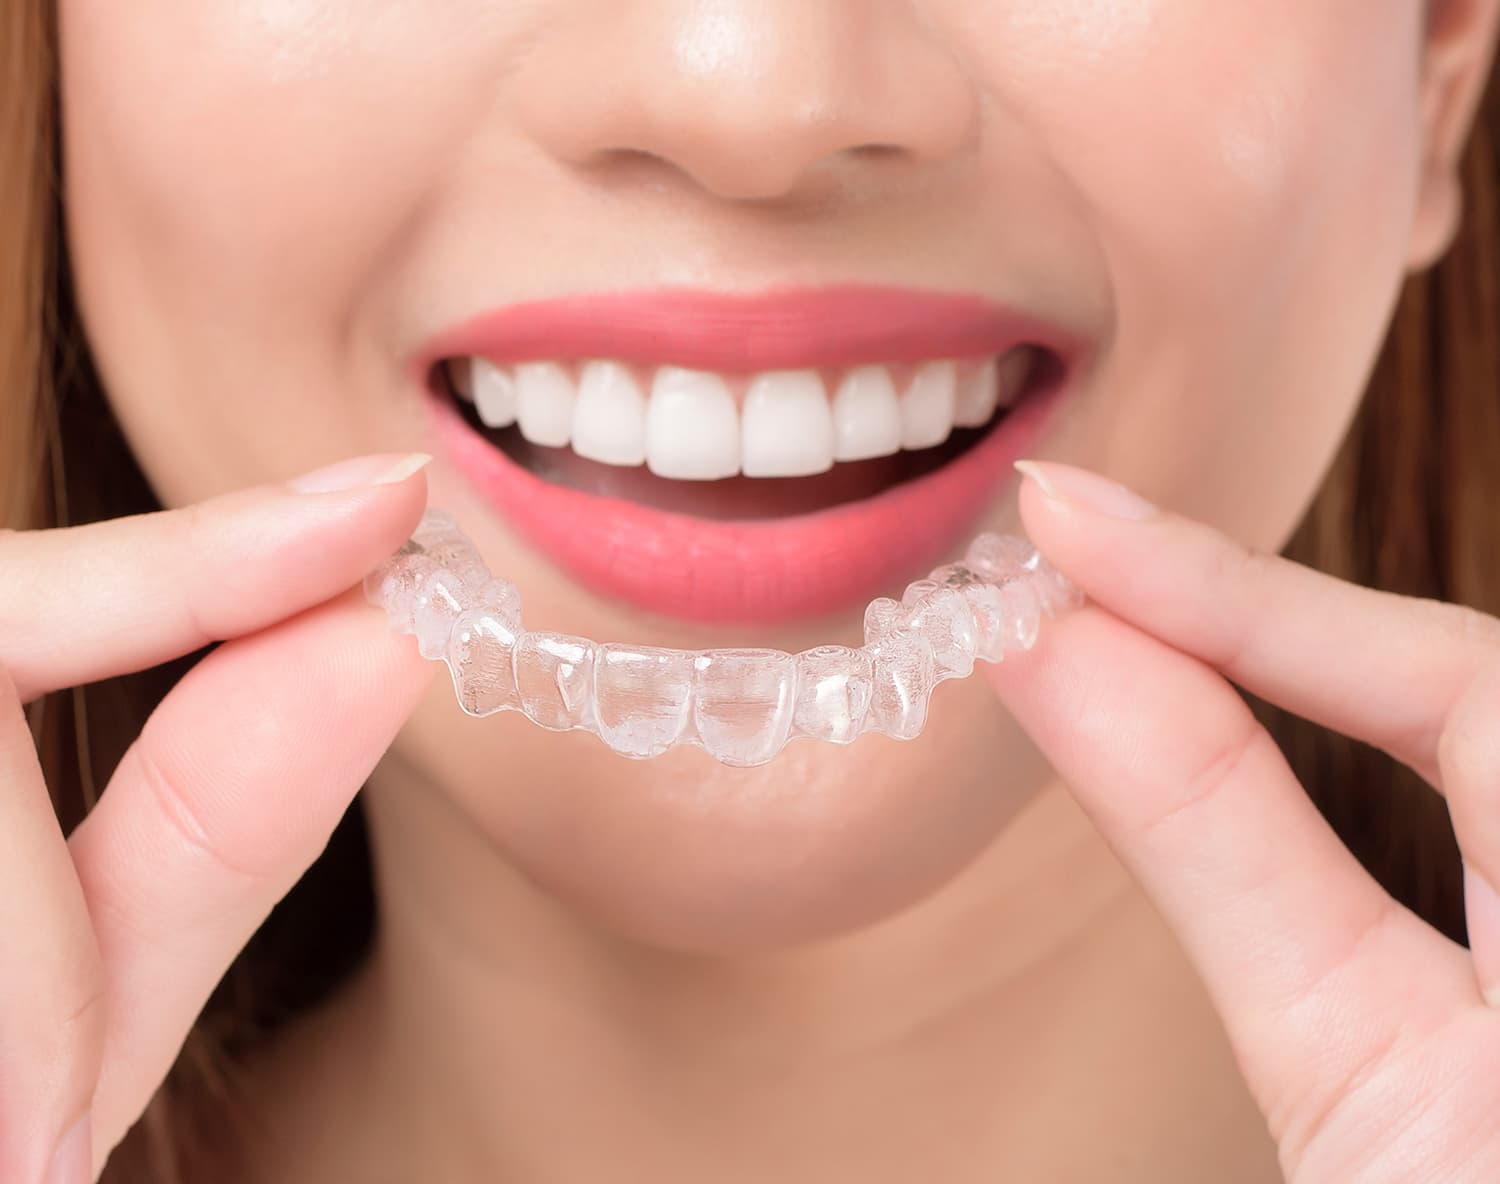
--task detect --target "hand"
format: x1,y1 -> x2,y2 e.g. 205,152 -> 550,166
982,460 -> 1500,1183
0,454 -> 436,1183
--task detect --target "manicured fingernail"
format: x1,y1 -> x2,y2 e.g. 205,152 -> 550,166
46,1111 -> 91,1184
1013,459 -> 1158,521
289,452 -> 432,494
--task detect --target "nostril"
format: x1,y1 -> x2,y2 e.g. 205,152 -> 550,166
505,2 -> 981,205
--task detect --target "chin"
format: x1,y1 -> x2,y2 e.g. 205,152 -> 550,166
386,668 -> 1049,955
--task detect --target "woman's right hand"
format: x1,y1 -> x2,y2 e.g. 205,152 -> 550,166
0,453 -> 436,1184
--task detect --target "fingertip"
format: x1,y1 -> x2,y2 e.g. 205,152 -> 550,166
1011,458 -> 1077,556
273,451 -> 432,562
286,451 -> 431,495
1010,459 -> 1163,597
353,454 -> 434,547
1013,459 -> 1159,523
222,466 -> 431,625
1011,458 -> 1058,501
364,460 -> 431,551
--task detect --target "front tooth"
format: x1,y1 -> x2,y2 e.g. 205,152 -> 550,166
692,648 -> 797,767
646,366 -> 741,479
473,359 -> 517,428
515,361 -> 575,447
831,366 -> 903,461
995,347 -> 1034,408
572,360 -> 646,466
741,370 -> 835,477
593,645 -> 696,759
953,358 -> 997,428
900,360 -> 957,449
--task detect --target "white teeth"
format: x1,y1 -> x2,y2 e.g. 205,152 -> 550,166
515,362 -> 575,447
831,366 -> 903,462
995,347 -> 1033,408
953,357 -> 997,428
473,359 -> 517,428
455,351 -> 1032,478
899,360 -> 957,449
572,360 -> 646,466
741,370 -> 835,478
646,366 -> 740,480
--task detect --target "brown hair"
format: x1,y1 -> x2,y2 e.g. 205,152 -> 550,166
4,2 -> 1498,1179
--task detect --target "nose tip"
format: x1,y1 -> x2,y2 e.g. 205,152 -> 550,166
509,1 -> 980,204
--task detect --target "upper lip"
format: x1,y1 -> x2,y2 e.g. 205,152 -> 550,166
416,284 -> 1081,377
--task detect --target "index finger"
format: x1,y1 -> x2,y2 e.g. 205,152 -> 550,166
1010,459 -> 1499,789
1,453 -> 430,702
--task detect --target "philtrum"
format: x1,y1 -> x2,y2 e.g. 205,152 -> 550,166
364,510 -> 1084,767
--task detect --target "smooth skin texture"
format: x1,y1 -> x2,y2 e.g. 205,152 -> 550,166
0,459 -> 436,1181
991,462 -> 1500,1181
14,0 -> 1494,1180
57,0 -> 1490,952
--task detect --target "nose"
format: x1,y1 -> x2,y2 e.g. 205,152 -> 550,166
508,0 -> 981,202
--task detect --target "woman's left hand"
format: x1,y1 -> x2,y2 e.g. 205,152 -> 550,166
981,460 -> 1500,1184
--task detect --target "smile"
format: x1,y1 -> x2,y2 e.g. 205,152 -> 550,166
444,350 -> 1033,482
422,285 -> 1081,625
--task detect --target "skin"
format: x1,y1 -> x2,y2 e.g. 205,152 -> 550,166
0,0 -> 1492,1179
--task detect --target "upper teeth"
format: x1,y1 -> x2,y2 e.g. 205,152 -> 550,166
448,351 -> 1032,480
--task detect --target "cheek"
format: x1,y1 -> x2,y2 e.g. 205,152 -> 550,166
956,2 -> 1426,545
58,2 -> 477,499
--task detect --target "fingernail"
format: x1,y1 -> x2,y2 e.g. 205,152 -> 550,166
46,1111 -> 91,1184
289,452 -> 432,494
1013,459 -> 1158,521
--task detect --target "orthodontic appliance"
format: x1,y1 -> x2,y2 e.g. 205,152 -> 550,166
365,511 -> 1082,767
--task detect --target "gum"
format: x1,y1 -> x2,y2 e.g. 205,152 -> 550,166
364,510 -> 1084,768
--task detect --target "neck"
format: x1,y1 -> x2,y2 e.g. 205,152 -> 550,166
241,767 -> 1278,1183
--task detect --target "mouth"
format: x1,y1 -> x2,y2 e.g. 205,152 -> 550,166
440,347 -> 1042,518
423,286 -> 1079,626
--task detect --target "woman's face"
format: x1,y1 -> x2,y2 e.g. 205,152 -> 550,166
60,2 -> 1442,950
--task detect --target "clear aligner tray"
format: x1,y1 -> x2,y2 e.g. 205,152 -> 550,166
364,511 -> 1083,768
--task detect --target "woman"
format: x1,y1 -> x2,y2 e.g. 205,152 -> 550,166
5,1 -> 1500,1180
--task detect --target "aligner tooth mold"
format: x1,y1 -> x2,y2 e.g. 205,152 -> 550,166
364,509 -> 1085,768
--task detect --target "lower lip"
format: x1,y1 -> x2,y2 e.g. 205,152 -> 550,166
430,374 -> 1068,626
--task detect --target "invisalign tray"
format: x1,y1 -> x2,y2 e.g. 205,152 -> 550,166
365,510 -> 1084,767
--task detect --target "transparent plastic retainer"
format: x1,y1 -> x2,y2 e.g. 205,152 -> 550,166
364,510 -> 1084,768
